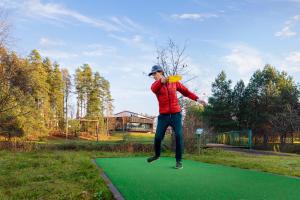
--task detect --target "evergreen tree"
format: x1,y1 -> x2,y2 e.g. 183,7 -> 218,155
204,71 -> 236,132
86,72 -> 102,118
49,62 -> 64,130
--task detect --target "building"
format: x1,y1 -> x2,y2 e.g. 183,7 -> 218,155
106,111 -> 155,133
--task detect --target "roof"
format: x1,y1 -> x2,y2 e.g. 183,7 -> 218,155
114,111 -> 154,120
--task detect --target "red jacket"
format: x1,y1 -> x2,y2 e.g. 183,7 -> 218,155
151,80 -> 199,114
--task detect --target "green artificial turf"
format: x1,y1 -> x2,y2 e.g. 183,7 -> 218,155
95,157 -> 300,200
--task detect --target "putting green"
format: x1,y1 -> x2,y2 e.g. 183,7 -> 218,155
95,157 -> 300,200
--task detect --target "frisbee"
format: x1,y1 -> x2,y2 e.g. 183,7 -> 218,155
168,75 -> 182,83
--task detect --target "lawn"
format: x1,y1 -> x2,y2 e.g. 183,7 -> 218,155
1,148 -> 300,200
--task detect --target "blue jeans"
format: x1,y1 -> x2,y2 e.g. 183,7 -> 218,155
154,112 -> 183,162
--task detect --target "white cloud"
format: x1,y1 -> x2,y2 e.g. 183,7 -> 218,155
25,0 -> 119,31
109,16 -> 142,32
222,44 -> 264,79
275,26 -> 297,38
275,15 -> 300,38
39,49 -> 78,59
280,51 -> 300,72
110,34 -> 142,44
285,51 -> 300,63
109,34 -> 153,52
171,13 -> 218,21
82,44 -> 116,57
1,0 -> 142,33
39,37 -> 65,47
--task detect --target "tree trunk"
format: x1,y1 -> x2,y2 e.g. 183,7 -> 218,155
263,134 -> 268,145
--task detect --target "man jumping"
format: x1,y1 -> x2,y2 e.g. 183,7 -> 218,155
147,65 -> 206,169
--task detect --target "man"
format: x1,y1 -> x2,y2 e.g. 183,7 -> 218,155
147,65 -> 206,169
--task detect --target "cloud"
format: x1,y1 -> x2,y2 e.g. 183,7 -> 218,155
109,34 -> 153,52
39,37 -> 65,47
39,49 -> 78,59
82,44 -> 116,57
109,16 -> 142,32
171,13 -> 218,21
275,15 -> 300,38
1,0 -> 142,33
275,26 -> 297,38
281,51 -> 300,72
285,51 -> 300,63
222,44 -> 264,79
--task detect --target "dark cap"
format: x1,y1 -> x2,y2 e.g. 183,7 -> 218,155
148,65 -> 163,76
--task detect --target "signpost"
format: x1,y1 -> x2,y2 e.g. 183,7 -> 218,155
195,128 -> 204,154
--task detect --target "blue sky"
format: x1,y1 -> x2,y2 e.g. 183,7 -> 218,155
1,0 -> 300,116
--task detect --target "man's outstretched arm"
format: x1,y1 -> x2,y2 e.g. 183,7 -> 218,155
176,82 -> 198,101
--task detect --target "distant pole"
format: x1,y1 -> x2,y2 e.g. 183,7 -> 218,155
197,134 -> 200,154
66,117 -> 68,140
96,121 -> 99,142
248,129 -> 253,149
106,116 -> 109,136
122,117 -> 125,132
65,101 -> 68,140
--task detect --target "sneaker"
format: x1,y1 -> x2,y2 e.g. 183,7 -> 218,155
147,156 -> 159,163
175,162 -> 183,169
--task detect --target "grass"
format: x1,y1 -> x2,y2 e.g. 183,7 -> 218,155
1,131 -> 300,200
0,150 -> 118,200
186,149 -> 300,177
1,149 -> 300,200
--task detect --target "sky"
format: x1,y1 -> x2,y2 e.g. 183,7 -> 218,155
1,0 -> 300,116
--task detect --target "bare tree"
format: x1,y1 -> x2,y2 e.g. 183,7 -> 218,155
156,39 -> 188,77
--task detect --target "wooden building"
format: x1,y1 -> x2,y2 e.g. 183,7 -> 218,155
105,111 -> 155,132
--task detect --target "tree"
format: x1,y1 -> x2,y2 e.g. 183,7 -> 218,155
81,64 -> 93,117
204,71 -> 236,132
270,104 -> 300,144
156,39 -> 189,77
242,65 -> 300,143
101,76 -> 114,135
0,114 -> 24,140
75,67 -> 84,118
49,62 -> 64,130
62,68 -> 71,138
75,64 -> 93,118
232,80 -> 248,129
86,72 -> 102,118
28,50 -> 50,113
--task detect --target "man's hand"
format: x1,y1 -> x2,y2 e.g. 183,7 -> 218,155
160,76 -> 168,84
197,98 -> 207,106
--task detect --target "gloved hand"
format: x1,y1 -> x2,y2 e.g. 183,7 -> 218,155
196,98 -> 207,106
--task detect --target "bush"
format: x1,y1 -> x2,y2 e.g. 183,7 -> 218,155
0,114 -> 24,140
0,140 -> 170,153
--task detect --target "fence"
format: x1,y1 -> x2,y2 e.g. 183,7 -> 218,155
213,129 -> 253,148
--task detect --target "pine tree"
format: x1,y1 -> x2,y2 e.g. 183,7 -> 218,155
62,68 -> 71,137
204,71 -> 236,132
49,62 -> 64,130
86,72 -> 101,118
